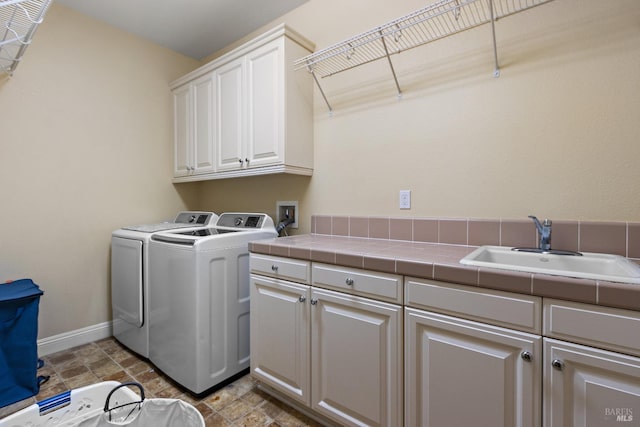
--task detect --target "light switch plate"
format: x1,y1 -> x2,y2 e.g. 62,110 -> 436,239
399,190 -> 411,209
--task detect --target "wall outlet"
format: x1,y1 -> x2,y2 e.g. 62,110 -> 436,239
276,201 -> 299,229
399,190 -> 411,209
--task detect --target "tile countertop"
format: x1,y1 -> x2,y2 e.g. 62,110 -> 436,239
249,234 -> 640,312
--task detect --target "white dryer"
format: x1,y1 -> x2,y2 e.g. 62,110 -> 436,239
148,213 -> 277,395
111,211 -> 218,357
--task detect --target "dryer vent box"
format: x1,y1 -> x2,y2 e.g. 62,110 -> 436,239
276,201 -> 298,229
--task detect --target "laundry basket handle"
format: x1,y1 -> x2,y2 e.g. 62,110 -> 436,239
103,382 -> 145,413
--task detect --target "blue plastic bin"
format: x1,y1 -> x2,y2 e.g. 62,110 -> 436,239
0,279 -> 45,408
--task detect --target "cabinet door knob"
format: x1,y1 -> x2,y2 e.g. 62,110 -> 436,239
521,351 -> 532,361
299,296 -> 306,303
310,299 -> 318,305
239,159 -> 244,165
271,265 -> 279,272
245,158 -> 250,164
345,278 -> 354,286
552,359 -> 564,371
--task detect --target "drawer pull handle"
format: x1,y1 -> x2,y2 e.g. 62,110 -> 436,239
552,359 -> 564,371
345,278 -> 354,286
271,265 -> 279,272
520,351 -> 532,361
299,296 -> 306,303
310,299 -> 318,305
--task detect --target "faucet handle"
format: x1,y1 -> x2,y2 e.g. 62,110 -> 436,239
528,215 -> 552,228
528,215 -> 542,227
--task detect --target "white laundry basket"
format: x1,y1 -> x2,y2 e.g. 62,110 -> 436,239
0,381 -> 139,427
0,382 -> 204,427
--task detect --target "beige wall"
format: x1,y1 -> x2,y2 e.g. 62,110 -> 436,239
0,4 -> 199,338
197,0 -> 640,230
2,0 -> 638,340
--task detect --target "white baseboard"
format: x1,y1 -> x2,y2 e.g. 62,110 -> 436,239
37,321 -> 113,357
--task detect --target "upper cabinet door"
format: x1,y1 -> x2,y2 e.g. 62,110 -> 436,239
191,73 -> 215,175
214,57 -> 245,172
245,38 -> 284,168
172,84 -> 191,177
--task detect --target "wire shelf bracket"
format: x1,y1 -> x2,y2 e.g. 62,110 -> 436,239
294,0 -> 557,113
0,0 -> 53,76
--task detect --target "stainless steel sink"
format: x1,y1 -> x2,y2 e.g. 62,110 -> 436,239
460,246 -> 640,284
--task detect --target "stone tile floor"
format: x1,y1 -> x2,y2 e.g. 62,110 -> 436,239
0,337 -> 320,426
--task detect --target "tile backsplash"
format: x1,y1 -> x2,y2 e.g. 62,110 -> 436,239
311,215 -> 640,260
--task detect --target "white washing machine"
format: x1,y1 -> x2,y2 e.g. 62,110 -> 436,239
148,213 -> 277,395
110,211 -> 218,357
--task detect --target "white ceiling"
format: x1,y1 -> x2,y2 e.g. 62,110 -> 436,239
55,0 -> 309,59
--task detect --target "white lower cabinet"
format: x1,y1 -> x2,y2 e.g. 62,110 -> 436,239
250,256 -> 640,427
250,255 -> 402,426
543,299 -> 640,427
311,287 -> 402,426
250,274 -> 311,405
405,308 -> 542,427
544,338 -> 640,427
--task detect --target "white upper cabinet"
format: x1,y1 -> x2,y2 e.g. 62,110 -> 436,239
214,57 -> 245,172
245,39 -> 285,169
171,25 -> 314,182
172,73 -> 215,178
173,84 -> 191,177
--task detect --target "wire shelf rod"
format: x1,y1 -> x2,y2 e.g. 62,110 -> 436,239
379,30 -> 402,96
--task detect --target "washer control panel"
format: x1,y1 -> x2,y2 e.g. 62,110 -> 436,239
217,213 -> 269,229
174,211 -> 216,225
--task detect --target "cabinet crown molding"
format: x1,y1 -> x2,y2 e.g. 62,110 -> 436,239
170,23 -> 315,90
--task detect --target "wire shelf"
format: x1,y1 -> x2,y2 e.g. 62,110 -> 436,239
0,0 -> 53,76
294,0 -> 557,112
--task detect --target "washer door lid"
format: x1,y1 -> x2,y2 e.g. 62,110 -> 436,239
111,237 -> 143,327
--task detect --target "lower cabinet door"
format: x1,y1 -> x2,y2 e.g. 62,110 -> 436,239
310,288 -> 402,427
405,308 -> 541,427
544,338 -> 640,427
250,275 -> 311,405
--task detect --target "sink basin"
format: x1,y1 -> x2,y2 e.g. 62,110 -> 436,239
460,246 -> 640,284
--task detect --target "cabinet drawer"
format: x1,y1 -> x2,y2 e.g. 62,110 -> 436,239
312,263 -> 402,304
544,299 -> 640,357
405,278 -> 542,334
250,254 -> 311,284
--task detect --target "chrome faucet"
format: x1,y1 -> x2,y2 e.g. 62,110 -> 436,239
512,216 -> 581,256
528,215 -> 552,251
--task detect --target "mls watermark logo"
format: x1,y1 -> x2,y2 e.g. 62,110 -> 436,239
605,408 -> 634,423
